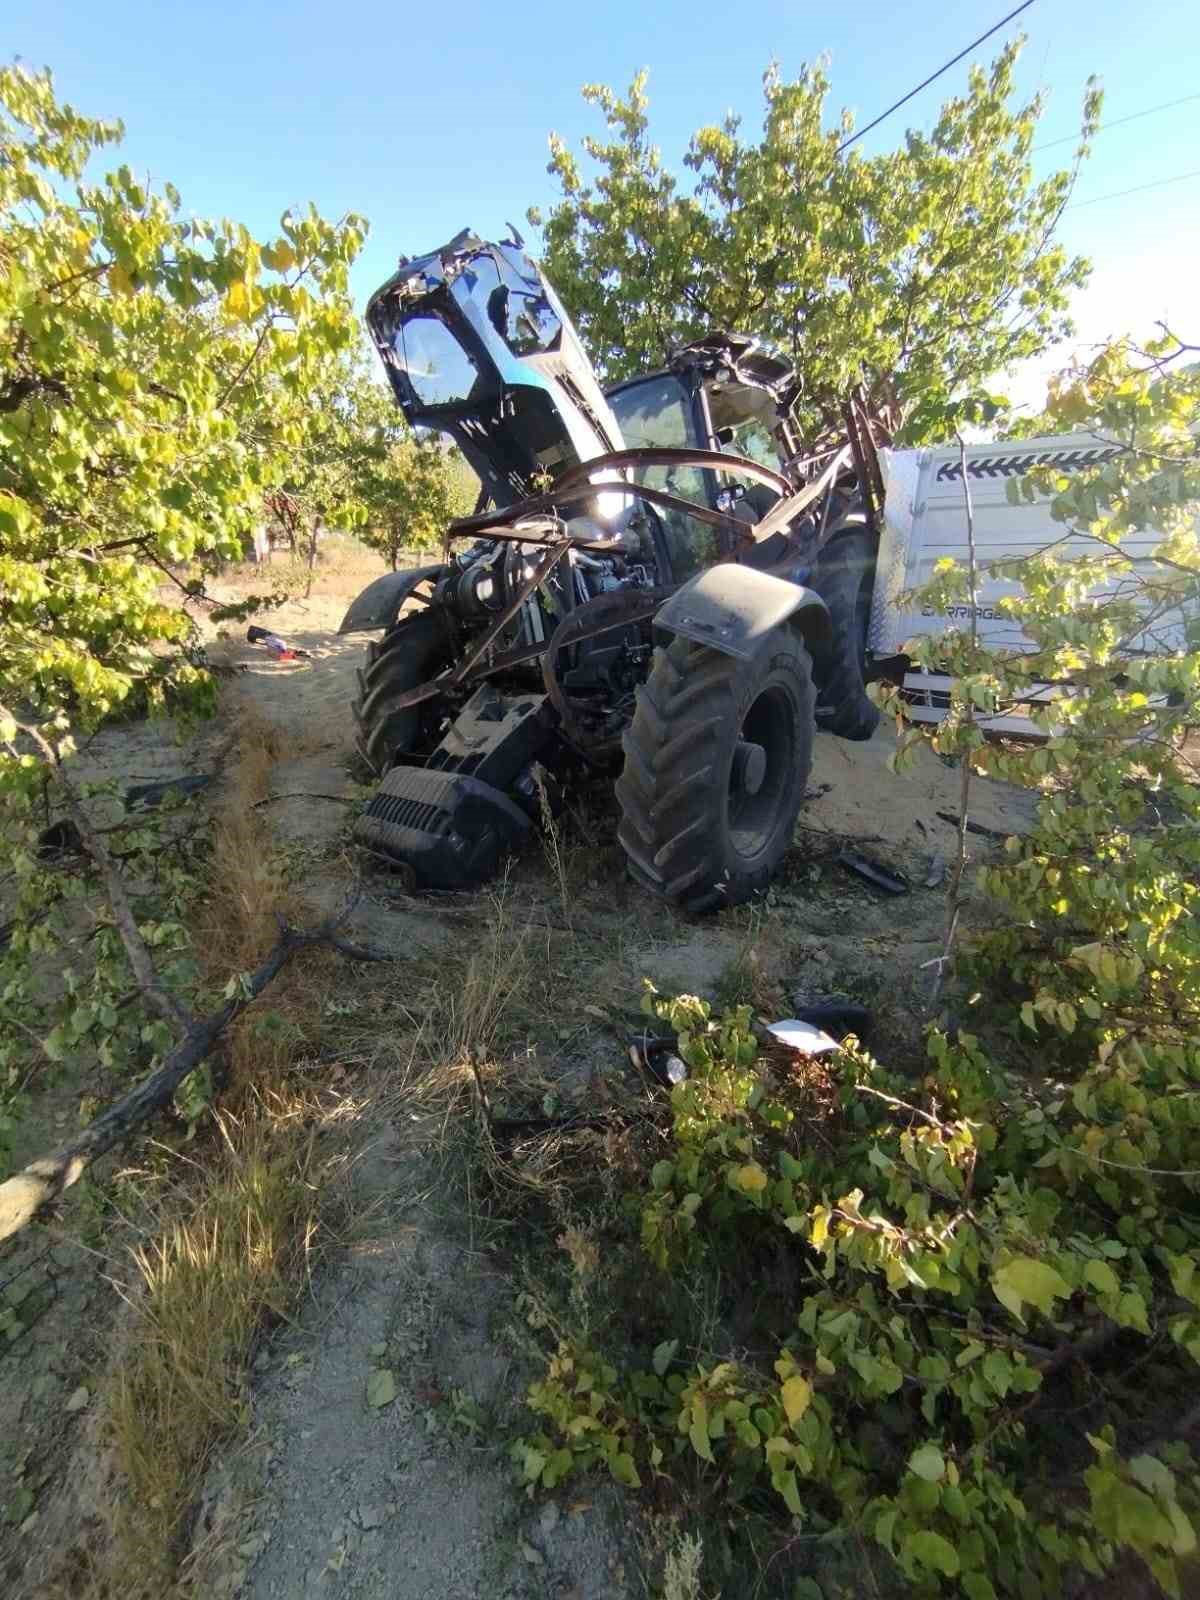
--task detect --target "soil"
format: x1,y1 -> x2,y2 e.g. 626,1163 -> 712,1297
185,1130 -> 632,1600
2,545 -> 1041,1598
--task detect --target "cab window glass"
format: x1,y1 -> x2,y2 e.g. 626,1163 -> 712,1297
394,315 -> 480,408
610,375 -> 715,580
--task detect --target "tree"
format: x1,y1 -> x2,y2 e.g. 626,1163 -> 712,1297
263,351 -> 390,594
530,43 -> 1101,440
0,63 -> 367,743
358,430 -> 478,568
0,66 -> 377,1215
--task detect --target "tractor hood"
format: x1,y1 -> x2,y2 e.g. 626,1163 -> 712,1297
366,229 -> 625,510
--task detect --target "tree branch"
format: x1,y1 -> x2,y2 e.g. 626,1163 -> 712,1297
2,705 -> 195,1035
930,435 -> 979,1011
0,912 -> 392,1244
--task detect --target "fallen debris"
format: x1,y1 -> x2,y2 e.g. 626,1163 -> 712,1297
247,624 -> 312,661
836,849 -> 909,896
935,810 -> 1011,842
125,773 -> 214,810
627,1035 -> 688,1087
629,1001 -> 872,1085
923,851 -> 946,888
765,1018 -> 841,1054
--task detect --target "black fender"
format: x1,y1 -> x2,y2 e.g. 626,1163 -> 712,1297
338,564 -> 445,634
652,563 -> 831,664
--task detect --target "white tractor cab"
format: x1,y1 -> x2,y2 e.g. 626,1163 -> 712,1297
873,434 -> 1182,734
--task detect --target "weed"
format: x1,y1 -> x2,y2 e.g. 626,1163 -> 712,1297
533,766 -> 572,932
107,1089 -> 349,1591
662,1530 -> 706,1600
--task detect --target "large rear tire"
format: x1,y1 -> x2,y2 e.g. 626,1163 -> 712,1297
809,529 -> 880,741
615,629 -> 815,913
352,607 -> 453,774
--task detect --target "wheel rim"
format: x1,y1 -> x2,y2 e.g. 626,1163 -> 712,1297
727,685 -> 796,860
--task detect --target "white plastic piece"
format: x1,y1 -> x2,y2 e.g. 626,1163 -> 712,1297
766,1019 -> 842,1055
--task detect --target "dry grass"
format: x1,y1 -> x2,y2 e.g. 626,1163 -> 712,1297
189,704 -> 332,1090
107,1089 -> 349,1591
99,708 -> 356,1590
192,707 -> 304,974
208,533 -> 388,604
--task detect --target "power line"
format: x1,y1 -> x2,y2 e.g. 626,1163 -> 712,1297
1064,167 -> 1200,210
836,0 -> 1037,155
1034,91 -> 1200,153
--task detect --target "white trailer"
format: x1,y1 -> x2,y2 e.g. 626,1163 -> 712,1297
869,432 -> 1178,732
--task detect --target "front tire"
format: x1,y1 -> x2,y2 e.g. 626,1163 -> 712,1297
615,629 -> 815,913
352,607 -> 453,774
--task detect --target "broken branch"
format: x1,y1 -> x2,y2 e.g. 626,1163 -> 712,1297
1,706 -> 194,1035
0,914 -> 392,1244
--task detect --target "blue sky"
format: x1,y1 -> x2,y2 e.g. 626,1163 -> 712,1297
8,0 -> 1199,403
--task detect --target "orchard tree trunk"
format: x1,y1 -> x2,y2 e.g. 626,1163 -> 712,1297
305,515 -> 320,598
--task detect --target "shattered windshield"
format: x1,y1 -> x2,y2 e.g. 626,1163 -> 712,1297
392,315 -> 480,408
456,250 -> 563,358
609,375 -> 716,580
609,374 -> 695,453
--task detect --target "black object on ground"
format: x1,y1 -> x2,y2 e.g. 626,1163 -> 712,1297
935,810 -> 1011,842
35,819 -> 84,862
836,849 -> 909,895
627,1035 -> 689,1088
125,774 -> 214,810
355,683 -> 551,890
792,1001 -> 872,1042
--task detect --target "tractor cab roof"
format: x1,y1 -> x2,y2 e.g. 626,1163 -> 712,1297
606,332 -> 801,435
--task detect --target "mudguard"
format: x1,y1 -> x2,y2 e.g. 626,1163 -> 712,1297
653,563 -> 831,663
338,564 -> 444,635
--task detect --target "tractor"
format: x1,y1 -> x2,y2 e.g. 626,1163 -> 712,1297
339,228 -> 891,911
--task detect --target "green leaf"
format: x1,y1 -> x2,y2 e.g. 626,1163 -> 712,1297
1084,1259 -> 1120,1296
908,1444 -> 945,1482
733,1162 -> 768,1195
774,1466 -> 803,1516
781,1375 -> 811,1425
992,1257 -> 1072,1321
689,1416 -> 714,1462
365,1369 -> 396,1409
902,1529 -> 960,1577
735,1418 -> 761,1448
609,1451 -> 641,1487
982,1350 -> 1013,1397
262,239 -> 297,272
41,1026 -> 67,1062
652,1339 -> 679,1376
